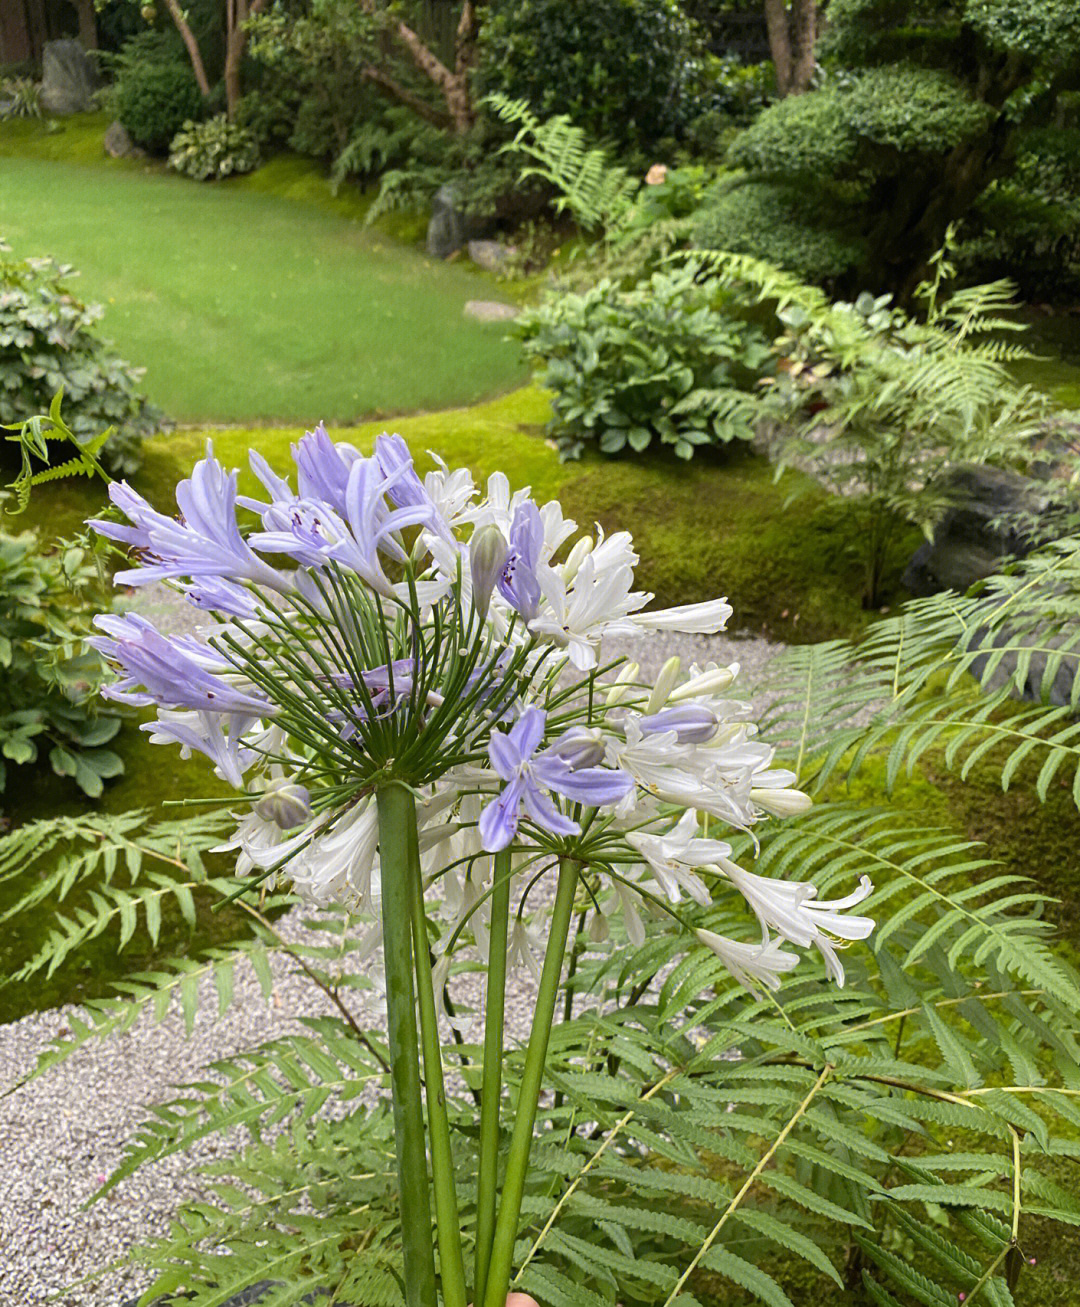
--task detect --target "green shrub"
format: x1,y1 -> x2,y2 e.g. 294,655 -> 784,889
478,0 -> 708,157
0,240 -> 160,477
0,530 -> 123,798
115,55 -> 206,154
514,262 -> 776,460
168,115 -> 260,181
693,175 -> 865,285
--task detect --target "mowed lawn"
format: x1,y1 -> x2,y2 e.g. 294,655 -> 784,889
0,144 -> 524,423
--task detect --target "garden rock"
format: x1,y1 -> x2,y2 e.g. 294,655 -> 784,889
464,300 -> 519,323
467,239 -> 516,273
902,464 -> 1051,598
39,39 -> 99,115
426,183 -> 490,259
104,119 -> 135,158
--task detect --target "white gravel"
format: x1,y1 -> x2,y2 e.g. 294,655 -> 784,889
0,628 -> 785,1305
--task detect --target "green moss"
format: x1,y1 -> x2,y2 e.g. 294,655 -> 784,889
126,386 -> 894,641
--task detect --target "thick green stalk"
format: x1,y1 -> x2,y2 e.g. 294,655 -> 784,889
481,858 -> 579,1307
474,847 -> 513,1307
407,815 -> 468,1307
376,785 -> 438,1307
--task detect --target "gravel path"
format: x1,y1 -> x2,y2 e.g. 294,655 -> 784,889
0,622 -> 784,1305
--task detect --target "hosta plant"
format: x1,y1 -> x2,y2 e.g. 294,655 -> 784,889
514,261 -> 776,460
0,240 -> 159,477
168,115 -> 261,182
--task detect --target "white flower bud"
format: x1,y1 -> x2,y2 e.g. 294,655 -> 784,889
605,661 -> 640,706
255,778 -> 313,830
562,535 -> 593,583
669,662 -> 739,702
646,656 -> 682,714
750,787 -> 813,817
469,523 -> 509,614
588,911 -> 610,942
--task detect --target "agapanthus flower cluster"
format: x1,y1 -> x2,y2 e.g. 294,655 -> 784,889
89,427 -> 873,993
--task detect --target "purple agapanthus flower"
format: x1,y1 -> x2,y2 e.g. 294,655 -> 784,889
496,501 -> 544,623
293,424 -> 363,515
88,613 -> 272,715
89,448 -> 288,594
638,705 -> 719,745
479,707 -> 634,851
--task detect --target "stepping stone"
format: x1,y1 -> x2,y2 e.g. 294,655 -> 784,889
464,300 -> 519,323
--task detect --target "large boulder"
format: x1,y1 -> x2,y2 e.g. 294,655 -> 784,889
103,119 -> 135,158
40,39 -> 98,115
903,464 -> 1052,598
426,183 -> 491,259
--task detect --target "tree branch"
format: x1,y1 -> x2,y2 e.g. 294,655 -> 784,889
161,0 -> 212,96
361,63 -> 453,129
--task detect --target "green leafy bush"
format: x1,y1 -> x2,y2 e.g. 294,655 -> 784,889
0,530 -> 122,797
168,115 -> 260,181
114,49 -> 207,154
478,0 -> 708,157
693,175 -> 865,285
514,262 -> 776,460
0,240 -> 160,477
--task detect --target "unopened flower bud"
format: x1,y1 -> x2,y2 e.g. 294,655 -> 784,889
646,656 -> 682,714
255,778 -> 312,830
639,704 -> 719,744
750,787 -> 812,817
562,535 -> 593,583
670,662 -> 739,702
549,727 -> 606,770
588,911 -> 610,942
605,661 -> 640,706
470,523 -> 509,614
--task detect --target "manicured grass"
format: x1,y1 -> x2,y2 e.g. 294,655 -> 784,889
0,117 -> 524,425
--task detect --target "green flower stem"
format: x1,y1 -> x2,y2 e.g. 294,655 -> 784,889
376,784 -> 438,1307
474,847 -> 513,1307
407,812 -> 468,1307
481,857 -> 579,1307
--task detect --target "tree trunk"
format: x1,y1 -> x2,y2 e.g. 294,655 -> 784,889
763,0 -> 793,96
356,0 -> 479,133
789,0 -> 816,95
73,0 -> 97,49
224,0 -> 267,117
0,0 -> 33,65
161,0 -> 212,97
763,0 -> 817,98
